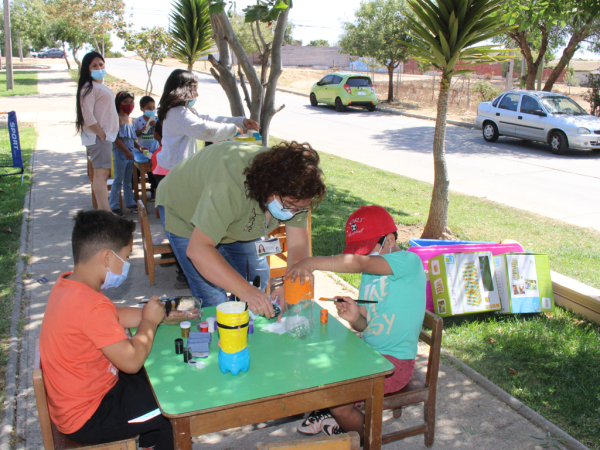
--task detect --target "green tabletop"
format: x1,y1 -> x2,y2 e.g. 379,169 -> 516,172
138,304 -> 393,416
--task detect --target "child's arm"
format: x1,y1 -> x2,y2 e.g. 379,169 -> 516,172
114,137 -> 134,160
101,297 -> 165,374
286,254 -> 393,285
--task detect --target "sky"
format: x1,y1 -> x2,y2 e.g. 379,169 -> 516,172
120,0 -> 600,60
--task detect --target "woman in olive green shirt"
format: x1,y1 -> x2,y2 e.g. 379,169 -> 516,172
156,140 -> 326,318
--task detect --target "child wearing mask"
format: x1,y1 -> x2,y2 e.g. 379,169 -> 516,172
134,96 -> 159,201
286,206 -> 426,440
110,91 -> 147,217
39,210 -> 198,450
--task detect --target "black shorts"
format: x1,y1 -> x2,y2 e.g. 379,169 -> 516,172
66,370 -> 173,450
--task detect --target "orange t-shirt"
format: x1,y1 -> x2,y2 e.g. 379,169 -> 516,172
39,272 -> 128,434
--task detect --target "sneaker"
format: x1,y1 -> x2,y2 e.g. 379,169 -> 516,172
322,418 -> 345,436
112,209 -> 125,218
297,409 -> 332,436
175,271 -> 189,290
126,204 -> 138,213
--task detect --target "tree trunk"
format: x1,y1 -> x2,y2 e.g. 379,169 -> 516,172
543,27 -> 590,91
387,62 -> 395,102
208,15 -> 245,117
17,30 -> 23,62
61,42 -> 71,70
509,28 -> 548,90
259,6 -> 290,147
73,47 -> 81,70
421,74 -> 451,239
92,34 -> 101,53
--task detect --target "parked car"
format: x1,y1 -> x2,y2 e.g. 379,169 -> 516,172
39,49 -> 64,59
29,51 -> 39,58
310,73 -> 377,112
476,90 -> 600,155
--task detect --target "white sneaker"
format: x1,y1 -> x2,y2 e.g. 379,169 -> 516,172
297,409 -> 332,436
322,417 -> 345,436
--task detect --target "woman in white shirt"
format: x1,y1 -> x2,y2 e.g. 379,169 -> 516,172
76,52 -> 119,212
156,69 -> 259,171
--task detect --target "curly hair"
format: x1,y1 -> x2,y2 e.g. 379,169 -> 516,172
244,141 -> 326,211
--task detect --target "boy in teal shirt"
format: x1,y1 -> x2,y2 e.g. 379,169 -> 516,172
287,206 -> 426,439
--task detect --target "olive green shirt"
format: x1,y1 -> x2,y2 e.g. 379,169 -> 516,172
156,141 -> 308,244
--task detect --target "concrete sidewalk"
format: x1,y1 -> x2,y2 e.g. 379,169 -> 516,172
2,68 -> 573,450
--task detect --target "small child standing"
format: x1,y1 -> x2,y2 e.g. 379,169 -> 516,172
39,210 -> 198,449
110,91 -> 147,217
134,96 -> 159,200
287,206 -> 426,440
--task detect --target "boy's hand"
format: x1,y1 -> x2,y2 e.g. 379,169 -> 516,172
142,296 -> 165,326
124,149 -> 134,160
285,258 -> 315,285
335,297 -> 360,324
163,308 -> 200,325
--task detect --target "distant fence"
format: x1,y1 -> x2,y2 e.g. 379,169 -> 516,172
248,46 -> 350,67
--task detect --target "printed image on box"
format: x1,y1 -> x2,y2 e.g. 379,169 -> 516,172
494,253 -> 554,314
428,251 -> 501,317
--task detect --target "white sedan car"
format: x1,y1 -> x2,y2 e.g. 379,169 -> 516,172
476,90 -> 600,155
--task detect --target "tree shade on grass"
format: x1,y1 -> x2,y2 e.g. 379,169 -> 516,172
0,71 -> 38,97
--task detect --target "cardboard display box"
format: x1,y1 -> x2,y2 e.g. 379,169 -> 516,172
493,253 -> 554,314
428,252 -> 501,317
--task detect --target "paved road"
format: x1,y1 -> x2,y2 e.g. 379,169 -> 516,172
107,58 -> 600,232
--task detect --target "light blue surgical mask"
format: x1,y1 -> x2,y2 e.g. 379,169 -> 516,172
188,98 -> 197,107
266,198 -> 295,221
90,69 -> 106,81
101,251 -> 130,289
144,110 -> 156,118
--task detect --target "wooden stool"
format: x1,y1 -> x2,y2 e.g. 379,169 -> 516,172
256,431 -> 360,449
137,200 -> 176,284
33,341 -> 137,450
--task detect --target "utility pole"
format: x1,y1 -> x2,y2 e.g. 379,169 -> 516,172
507,50 -> 514,90
537,61 -> 543,91
3,0 -> 14,90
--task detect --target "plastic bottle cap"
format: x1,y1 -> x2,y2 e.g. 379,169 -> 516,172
196,360 -> 206,369
180,321 -> 191,329
321,310 -> 328,315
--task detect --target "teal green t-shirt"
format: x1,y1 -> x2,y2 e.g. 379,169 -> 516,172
358,251 -> 426,360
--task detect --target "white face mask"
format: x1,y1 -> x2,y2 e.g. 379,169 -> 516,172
368,236 -> 386,256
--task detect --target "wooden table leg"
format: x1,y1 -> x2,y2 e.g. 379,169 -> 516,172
172,417 -> 192,450
140,163 -> 148,210
133,163 -> 140,202
363,376 -> 385,450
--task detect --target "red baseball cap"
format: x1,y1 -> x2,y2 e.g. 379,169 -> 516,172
343,206 -> 397,255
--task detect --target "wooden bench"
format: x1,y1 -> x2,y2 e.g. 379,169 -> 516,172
379,310 -> 443,446
33,341 -> 137,450
256,431 -> 360,449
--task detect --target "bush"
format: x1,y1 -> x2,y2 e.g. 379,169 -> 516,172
105,51 -> 124,58
473,79 -> 502,102
583,73 -> 600,116
564,68 -> 579,87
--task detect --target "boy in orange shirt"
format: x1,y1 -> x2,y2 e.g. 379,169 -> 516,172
39,210 -> 197,450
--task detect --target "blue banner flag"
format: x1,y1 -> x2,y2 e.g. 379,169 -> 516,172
8,111 -> 23,169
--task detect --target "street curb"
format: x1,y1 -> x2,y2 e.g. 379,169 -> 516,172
0,150 -> 34,450
326,271 -> 587,450
441,349 -> 589,450
192,68 -> 477,129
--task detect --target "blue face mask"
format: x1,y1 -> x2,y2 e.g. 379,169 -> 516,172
188,98 -> 197,107
266,198 -> 296,221
144,110 -> 156,118
90,69 -> 106,81
101,251 -> 130,289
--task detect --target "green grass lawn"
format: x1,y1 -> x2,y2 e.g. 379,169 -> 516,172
311,152 -> 600,449
0,124 -> 37,419
0,71 -> 38,97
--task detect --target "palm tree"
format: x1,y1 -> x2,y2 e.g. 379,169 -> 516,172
170,0 -> 214,71
401,0 -> 512,239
